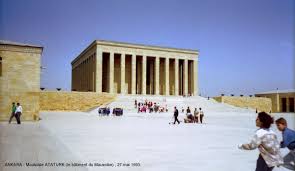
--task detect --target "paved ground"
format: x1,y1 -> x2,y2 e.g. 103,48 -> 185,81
1,94 -> 294,171
0,121 -> 88,171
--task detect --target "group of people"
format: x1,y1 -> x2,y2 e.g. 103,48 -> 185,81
172,106 -> 205,124
183,107 -> 204,123
8,102 -> 23,124
239,112 -> 295,171
135,99 -> 168,113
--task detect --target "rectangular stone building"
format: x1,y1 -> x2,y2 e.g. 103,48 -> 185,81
0,40 -> 42,121
255,89 -> 295,113
71,40 -> 199,96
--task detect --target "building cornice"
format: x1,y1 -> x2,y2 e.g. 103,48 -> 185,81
71,40 -> 199,65
0,44 -> 43,54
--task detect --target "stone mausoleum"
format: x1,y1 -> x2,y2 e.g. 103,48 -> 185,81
71,40 -> 199,96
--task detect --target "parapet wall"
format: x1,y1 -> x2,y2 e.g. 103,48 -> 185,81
213,96 -> 272,112
39,91 -> 116,111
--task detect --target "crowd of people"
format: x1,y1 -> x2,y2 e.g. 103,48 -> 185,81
135,99 -> 168,113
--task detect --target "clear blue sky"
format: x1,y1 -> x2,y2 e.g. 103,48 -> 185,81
1,0 -> 294,96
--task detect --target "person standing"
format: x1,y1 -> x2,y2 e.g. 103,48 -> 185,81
14,103 -> 22,124
8,102 -> 16,124
134,100 -> 137,108
199,108 -> 204,124
194,108 -> 199,123
275,117 -> 295,170
173,106 -> 180,124
238,112 -> 283,171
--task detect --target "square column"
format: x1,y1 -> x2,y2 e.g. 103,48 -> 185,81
142,55 -> 147,95
165,57 -> 170,95
155,57 -> 160,95
174,59 -> 179,96
131,54 -> 136,94
109,52 -> 114,93
193,59 -> 198,96
95,49 -> 102,93
184,59 -> 188,96
120,53 -> 125,94
276,93 -> 280,112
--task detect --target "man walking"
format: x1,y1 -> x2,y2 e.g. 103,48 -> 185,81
15,103 -> 22,124
8,102 -> 16,124
173,106 -> 180,124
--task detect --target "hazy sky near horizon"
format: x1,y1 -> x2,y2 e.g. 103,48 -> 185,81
1,0 -> 294,96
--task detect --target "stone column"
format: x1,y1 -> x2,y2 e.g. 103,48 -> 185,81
120,53 -> 125,94
155,57 -> 160,95
165,58 -> 170,95
95,48 -> 102,93
184,59 -> 188,96
142,55 -> 147,95
109,52 -> 114,93
131,54 -> 136,94
193,59 -> 198,96
175,59 -> 179,96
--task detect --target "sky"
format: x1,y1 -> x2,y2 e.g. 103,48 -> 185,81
0,0 -> 294,97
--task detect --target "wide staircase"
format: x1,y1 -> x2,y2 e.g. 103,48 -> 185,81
99,95 -> 252,114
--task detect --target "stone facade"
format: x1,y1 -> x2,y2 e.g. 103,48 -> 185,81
255,90 -> 295,113
213,96 -> 272,112
71,40 -> 199,96
0,40 -> 42,121
40,91 -> 116,111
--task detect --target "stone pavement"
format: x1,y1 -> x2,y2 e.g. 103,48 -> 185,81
0,122 -> 88,171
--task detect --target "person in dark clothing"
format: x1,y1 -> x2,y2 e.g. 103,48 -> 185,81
186,107 -> 191,114
8,102 -> 16,124
173,107 -> 180,124
199,108 -> 204,124
134,100 -> 137,108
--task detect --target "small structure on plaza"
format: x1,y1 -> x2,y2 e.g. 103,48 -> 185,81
71,40 -> 199,96
0,40 -> 43,121
255,89 -> 295,113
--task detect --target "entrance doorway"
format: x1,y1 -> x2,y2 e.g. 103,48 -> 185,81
281,98 -> 287,112
289,98 -> 294,112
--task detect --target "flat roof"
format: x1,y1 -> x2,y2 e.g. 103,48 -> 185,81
256,89 -> 295,95
71,39 -> 199,64
95,39 -> 199,53
0,40 -> 43,49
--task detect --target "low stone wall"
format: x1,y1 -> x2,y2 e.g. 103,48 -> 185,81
213,96 -> 272,112
39,91 -> 116,111
0,92 -> 40,121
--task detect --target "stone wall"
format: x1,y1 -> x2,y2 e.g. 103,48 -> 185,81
0,92 -> 40,121
213,96 -> 272,112
39,91 -> 116,111
0,43 -> 42,121
255,92 -> 295,113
